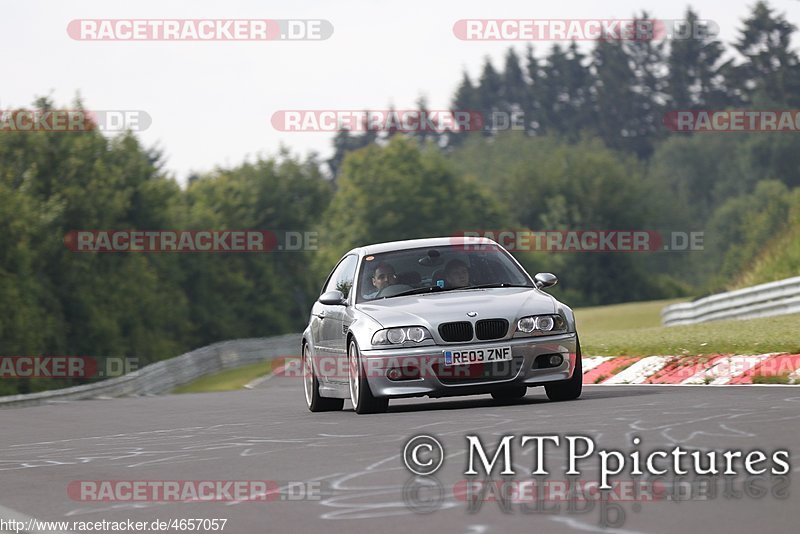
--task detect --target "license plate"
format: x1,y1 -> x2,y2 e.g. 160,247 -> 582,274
444,346 -> 512,366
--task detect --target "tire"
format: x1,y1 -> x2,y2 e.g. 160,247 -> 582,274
491,386 -> 527,401
303,344 -> 344,412
545,339 -> 583,402
348,339 -> 389,414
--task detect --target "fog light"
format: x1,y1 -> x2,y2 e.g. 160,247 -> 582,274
387,368 -> 402,380
549,354 -> 563,366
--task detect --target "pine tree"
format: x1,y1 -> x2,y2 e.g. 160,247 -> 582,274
732,1 -> 800,105
448,71 -> 480,146
666,8 -> 731,110
591,13 -> 667,158
476,57 -> 503,135
524,45 -> 544,134
500,48 -> 528,133
540,42 -> 594,140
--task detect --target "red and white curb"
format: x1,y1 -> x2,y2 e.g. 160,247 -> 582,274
583,353 -> 800,385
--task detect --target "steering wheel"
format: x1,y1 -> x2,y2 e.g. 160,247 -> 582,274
375,284 -> 413,298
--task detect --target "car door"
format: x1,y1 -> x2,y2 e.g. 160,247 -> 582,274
316,254 -> 358,381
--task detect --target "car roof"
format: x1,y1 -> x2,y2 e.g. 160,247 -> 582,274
346,236 -> 498,257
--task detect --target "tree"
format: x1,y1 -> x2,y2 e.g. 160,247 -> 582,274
539,42 -> 594,139
591,37 -> 643,155
731,1 -> 800,105
704,180 -> 793,287
591,14 -> 667,159
666,8 -> 732,110
184,153 -> 333,344
448,71 -> 480,147
315,136 -> 509,273
476,57 -> 504,136
327,114 -> 377,179
500,48 -> 528,133
447,132 -> 669,305
523,44 -> 545,134
408,96 -> 441,147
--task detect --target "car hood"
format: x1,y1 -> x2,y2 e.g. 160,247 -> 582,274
356,287 -> 557,328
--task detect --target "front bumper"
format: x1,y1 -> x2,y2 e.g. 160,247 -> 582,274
359,333 -> 578,398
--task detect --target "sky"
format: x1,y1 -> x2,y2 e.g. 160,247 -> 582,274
3,0 -> 800,183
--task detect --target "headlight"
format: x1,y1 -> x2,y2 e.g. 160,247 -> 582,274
407,327 -> 427,342
517,316 -> 537,332
516,315 -> 567,335
537,316 -> 555,331
372,326 -> 433,346
387,329 -> 406,344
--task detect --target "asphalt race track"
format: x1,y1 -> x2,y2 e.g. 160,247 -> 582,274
1,370 -> 799,533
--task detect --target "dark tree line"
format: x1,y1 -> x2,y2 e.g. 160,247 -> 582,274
329,2 -> 800,167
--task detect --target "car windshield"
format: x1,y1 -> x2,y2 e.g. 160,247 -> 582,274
356,244 -> 533,302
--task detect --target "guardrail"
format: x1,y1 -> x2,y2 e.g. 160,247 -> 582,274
0,334 -> 301,409
661,276 -> 800,326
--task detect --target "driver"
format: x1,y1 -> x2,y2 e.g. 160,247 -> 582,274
366,262 -> 398,298
444,259 -> 470,288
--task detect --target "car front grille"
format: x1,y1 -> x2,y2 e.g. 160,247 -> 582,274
475,319 -> 508,340
438,321 -> 473,342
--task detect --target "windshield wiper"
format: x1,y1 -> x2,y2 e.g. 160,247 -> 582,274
380,283 -> 532,299
379,286 -> 450,299
458,283 -> 534,290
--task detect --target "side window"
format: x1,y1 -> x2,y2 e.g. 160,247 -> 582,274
323,255 -> 358,299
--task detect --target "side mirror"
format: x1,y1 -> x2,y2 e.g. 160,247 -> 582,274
319,290 -> 347,306
534,272 -> 558,289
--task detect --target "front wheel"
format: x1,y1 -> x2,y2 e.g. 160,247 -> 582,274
303,344 -> 344,412
544,340 -> 583,402
348,339 -> 388,414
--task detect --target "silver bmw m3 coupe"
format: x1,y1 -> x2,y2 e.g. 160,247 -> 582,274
302,237 -> 582,414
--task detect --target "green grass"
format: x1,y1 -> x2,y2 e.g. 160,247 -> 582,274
172,361 -> 274,394
576,299 -> 800,357
732,219 -> 800,289
752,374 -> 794,385
576,298 -> 688,333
